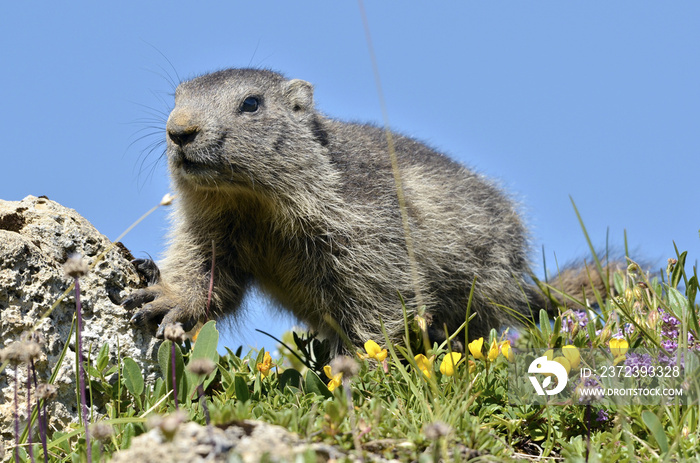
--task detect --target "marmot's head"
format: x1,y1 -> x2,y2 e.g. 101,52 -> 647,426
166,69 -> 328,194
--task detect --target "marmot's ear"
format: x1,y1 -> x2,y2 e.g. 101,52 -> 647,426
283,79 -> 314,112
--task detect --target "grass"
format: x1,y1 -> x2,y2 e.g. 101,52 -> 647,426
3,222 -> 700,462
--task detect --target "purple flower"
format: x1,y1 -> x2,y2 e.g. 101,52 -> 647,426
659,308 -> 681,336
661,339 -> 678,352
575,376 -> 603,404
659,308 -> 681,327
625,353 -> 653,370
597,409 -> 610,422
575,310 -> 589,328
584,377 -> 600,387
562,310 -> 589,334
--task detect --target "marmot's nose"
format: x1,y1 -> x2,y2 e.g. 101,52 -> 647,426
167,108 -> 200,147
168,126 -> 199,147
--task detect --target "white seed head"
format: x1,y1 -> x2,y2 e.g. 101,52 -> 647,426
63,254 -> 89,279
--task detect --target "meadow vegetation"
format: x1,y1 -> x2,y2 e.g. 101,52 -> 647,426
2,208 -> 699,462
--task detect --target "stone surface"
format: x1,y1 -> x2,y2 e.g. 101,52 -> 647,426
0,195 -> 158,450
111,419 -> 356,463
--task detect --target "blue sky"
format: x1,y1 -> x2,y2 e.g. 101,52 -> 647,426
2,2 -> 698,353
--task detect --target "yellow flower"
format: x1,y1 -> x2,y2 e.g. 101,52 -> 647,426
439,352 -> 462,376
323,365 -> 343,391
364,340 -> 388,362
609,338 -> 629,357
553,356 -> 571,374
256,351 -> 273,378
468,337 -> 484,360
500,340 -> 515,362
544,349 -> 554,361
562,345 -> 580,369
414,354 -> 433,379
191,325 -> 202,342
488,339 -> 500,361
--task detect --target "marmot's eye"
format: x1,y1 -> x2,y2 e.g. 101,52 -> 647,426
240,96 -> 259,113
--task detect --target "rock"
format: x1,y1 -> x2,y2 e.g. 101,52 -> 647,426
111,419 -> 354,463
0,195 -> 158,449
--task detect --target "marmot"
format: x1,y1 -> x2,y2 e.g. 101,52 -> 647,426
124,68 -> 567,353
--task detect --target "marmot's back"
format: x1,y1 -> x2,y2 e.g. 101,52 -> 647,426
331,119 -> 533,337
126,68 -> 540,352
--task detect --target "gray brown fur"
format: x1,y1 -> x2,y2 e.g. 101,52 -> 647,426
126,68 -> 550,353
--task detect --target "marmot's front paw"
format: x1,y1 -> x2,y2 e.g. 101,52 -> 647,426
122,292 -> 197,339
126,291 -> 173,332
121,287 -> 158,311
123,259 -> 199,339
129,297 -> 198,338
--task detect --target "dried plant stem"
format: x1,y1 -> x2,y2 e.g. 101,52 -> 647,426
26,365 -> 33,462
13,368 -> 19,462
29,359 -> 49,463
40,392 -> 48,463
206,239 -> 216,319
357,0 -> 423,311
197,383 -> 210,426
74,278 -> 92,463
343,378 -> 364,463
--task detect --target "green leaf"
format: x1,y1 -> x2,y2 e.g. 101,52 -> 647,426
96,342 -> 110,372
325,400 -> 343,424
304,369 -> 333,399
688,276 -> 700,339
187,321 -> 220,396
158,340 -> 170,379
278,369 -> 303,391
158,340 -> 187,404
539,309 -> 550,341
586,311 -> 597,342
570,197 -> 609,294
688,276 -> 698,311
122,357 -> 144,397
234,374 -> 250,402
552,315 -> 562,344
122,422 -> 136,450
86,365 -> 103,379
668,287 -> 687,319
191,320 -> 220,361
219,367 -> 233,386
153,377 -> 165,399
613,272 -> 625,295
671,250 -> 687,289
641,410 -> 668,454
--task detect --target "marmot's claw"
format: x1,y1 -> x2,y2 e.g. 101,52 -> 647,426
155,322 -> 167,339
129,300 -> 171,333
131,258 -> 161,285
128,311 -> 147,327
121,288 -> 157,311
